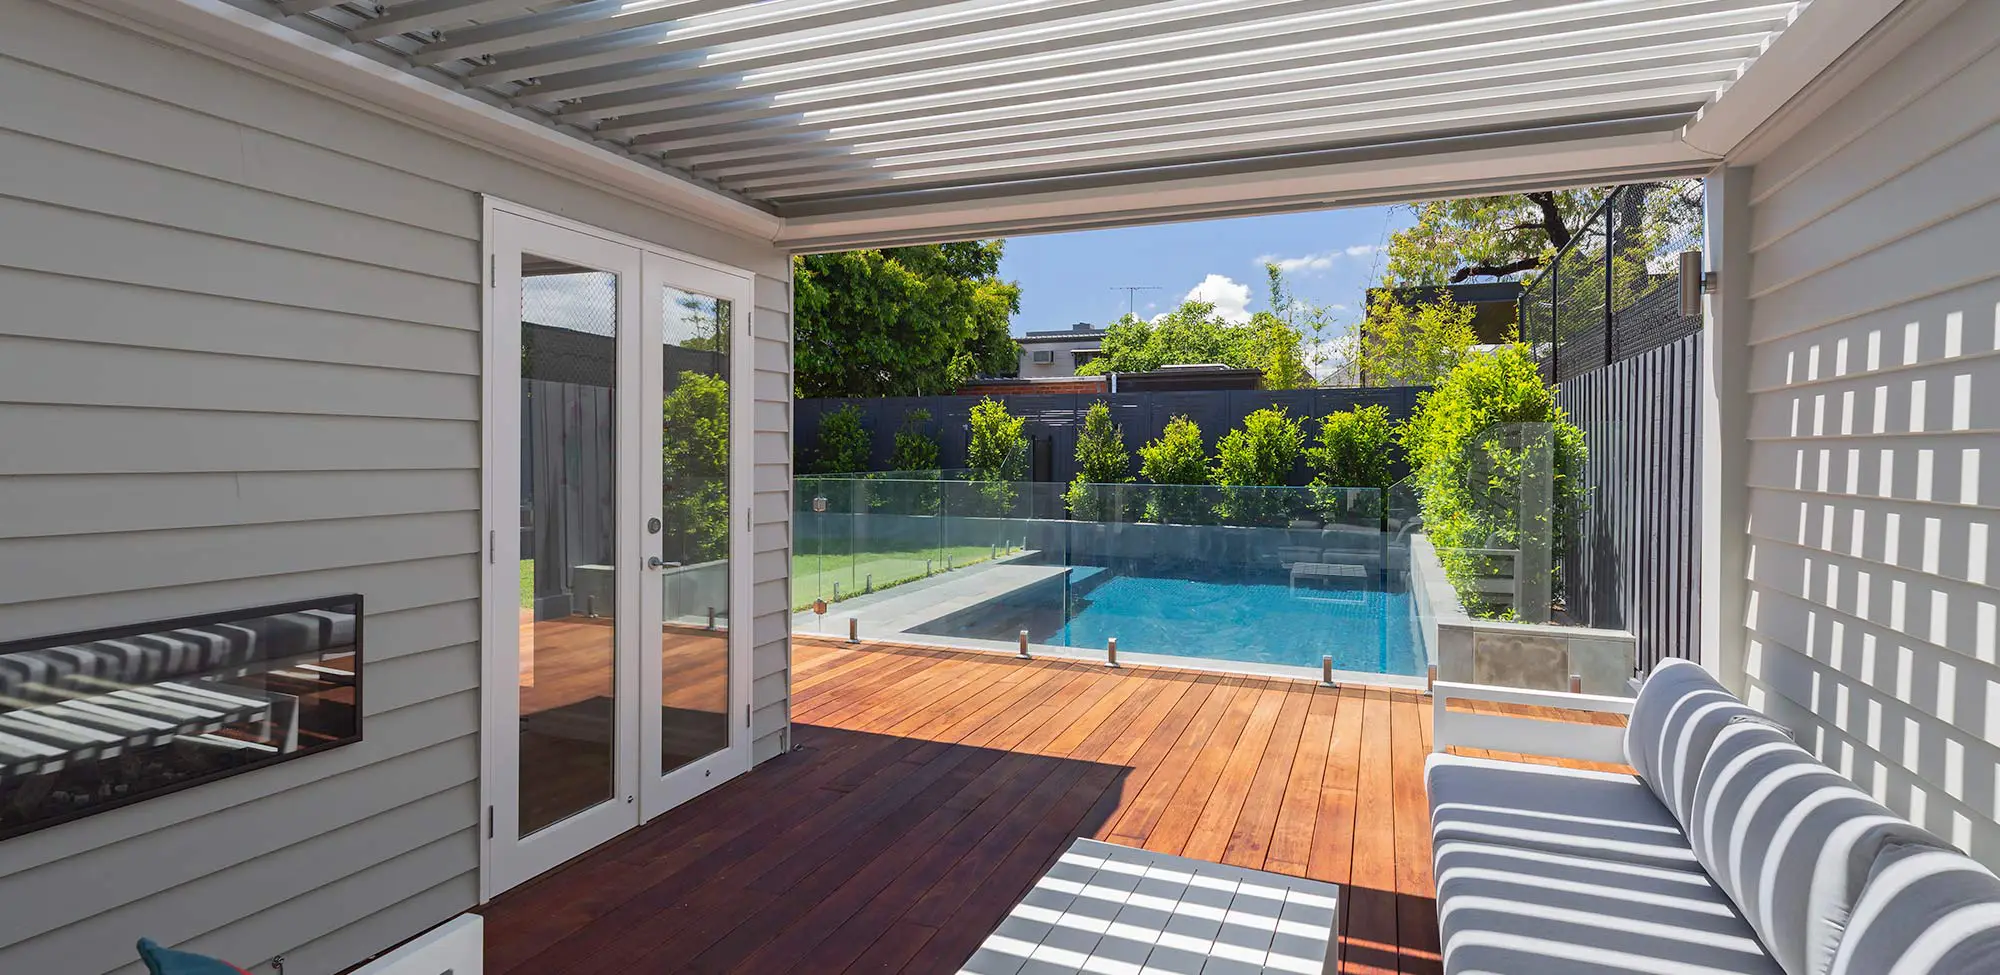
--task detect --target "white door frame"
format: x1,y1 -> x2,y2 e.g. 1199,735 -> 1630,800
477,198 -> 757,901
637,247 -> 756,821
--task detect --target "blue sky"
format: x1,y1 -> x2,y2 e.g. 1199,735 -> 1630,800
996,204 -> 1415,338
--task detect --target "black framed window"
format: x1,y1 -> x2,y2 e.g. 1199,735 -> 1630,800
0,596 -> 362,841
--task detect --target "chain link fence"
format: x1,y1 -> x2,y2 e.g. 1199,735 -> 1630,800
1520,180 -> 1705,383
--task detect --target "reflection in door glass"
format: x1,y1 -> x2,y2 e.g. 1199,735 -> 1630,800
517,254 -> 619,837
660,286 -> 732,776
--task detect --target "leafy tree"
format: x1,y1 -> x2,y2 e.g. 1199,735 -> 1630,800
1357,291 -> 1480,386
965,398 -> 1027,514
1257,262 -> 1339,387
1400,344 -> 1586,618
792,241 -> 1021,398
1212,407 -> 1306,525
661,371 -> 729,563
1076,299 -> 1314,388
1065,402 -> 1133,520
1384,191 -> 1608,284
1137,415 -> 1210,524
812,404 -> 870,474
1306,405 -> 1398,524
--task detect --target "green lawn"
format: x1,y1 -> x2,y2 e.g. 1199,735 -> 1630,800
792,545 -> 1008,611
519,560 -> 534,610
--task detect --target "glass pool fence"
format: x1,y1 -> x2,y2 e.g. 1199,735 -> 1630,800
794,475 -> 1437,681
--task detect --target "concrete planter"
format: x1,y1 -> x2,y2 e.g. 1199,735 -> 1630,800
1411,534 -> 1635,695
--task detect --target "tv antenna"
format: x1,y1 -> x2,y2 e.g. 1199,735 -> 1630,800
1110,285 -> 1162,318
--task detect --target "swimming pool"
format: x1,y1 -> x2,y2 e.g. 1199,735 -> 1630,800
908,562 -> 1423,676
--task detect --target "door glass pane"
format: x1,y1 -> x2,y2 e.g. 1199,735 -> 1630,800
659,285 -> 731,775
517,254 -> 620,837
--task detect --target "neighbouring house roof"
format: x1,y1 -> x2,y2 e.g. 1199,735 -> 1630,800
1021,325 -> 1108,342
957,375 -> 1110,395
119,0 -> 1901,249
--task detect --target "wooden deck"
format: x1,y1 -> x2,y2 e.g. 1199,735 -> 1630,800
484,637 -> 1457,974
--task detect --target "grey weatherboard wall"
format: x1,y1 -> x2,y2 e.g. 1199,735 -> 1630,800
1732,0 -> 2000,871
0,2 -> 793,974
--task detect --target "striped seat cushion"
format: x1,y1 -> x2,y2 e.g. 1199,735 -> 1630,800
0,610 -> 355,703
1828,842 -> 2000,975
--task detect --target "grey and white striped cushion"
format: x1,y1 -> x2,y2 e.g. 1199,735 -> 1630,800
1624,658 -> 1778,825
1828,842 -> 2000,975
0,609 -> 355,702
1690,721 -> 1953,975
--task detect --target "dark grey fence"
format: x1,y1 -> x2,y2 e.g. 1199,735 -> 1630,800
796,386 -> 1426,486
1553,309 -> 1703,671
1512,178 -> 1706,670
521,378 -> 615,618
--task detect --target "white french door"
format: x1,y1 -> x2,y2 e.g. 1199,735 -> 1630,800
482,205 -> 754,898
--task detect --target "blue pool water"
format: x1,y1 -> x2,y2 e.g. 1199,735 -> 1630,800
911,565 -> 1422,676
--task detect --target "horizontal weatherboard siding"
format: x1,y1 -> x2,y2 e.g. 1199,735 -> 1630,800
1738,0 -> 2000,871
0,2 -> 790,974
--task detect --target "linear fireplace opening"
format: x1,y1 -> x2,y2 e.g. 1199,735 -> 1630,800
0,595 -> 363,841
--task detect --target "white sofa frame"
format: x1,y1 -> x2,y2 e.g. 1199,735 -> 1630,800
1430,679 -> 1635,765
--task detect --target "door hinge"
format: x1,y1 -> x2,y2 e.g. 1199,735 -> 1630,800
746,505 -> 753,533
486,805 -> 494,839
488,529 -> 496,564
489,253 -> 497,289
746,703 -> 752,728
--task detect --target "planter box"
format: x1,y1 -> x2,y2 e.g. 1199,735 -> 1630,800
1411,534 -> 1634,695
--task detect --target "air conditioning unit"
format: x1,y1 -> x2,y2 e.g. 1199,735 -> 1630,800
351,915 -> 481,975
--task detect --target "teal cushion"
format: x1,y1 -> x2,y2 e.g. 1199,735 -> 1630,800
136,938 -> 250,975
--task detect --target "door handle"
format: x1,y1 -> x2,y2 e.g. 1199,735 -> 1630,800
647,557 -> 682,570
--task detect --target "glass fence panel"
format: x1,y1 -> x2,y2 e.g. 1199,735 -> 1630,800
794,476 -> 1438,680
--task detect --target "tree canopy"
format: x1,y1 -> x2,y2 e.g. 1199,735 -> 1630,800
1353,290 -> 1480,387
1076,296 -> 1315,389
1384,190 -> 1608,284
792,241 -> 1021,398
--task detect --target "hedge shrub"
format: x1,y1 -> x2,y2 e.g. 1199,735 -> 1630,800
1401,344 -> 1586,618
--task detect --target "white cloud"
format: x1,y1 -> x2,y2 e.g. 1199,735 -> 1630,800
1256,243 -> 1383,277
1263,253 -> 1334,274
1183,273 -> 1252,323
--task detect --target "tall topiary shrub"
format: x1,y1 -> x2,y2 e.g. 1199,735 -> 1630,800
1137,415 -> 1210,524
966,397 -> 1027,514
1065,401 -> 1132,520
1401,344 -> 1586,618
813,404 -> 870,474
887,408 -> 940,473
1306,405 -> 1398,525
886,407 -> 941,513
1212,407 -> 1305,525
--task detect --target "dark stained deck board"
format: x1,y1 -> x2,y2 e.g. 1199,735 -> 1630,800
483,637 -> 1612,975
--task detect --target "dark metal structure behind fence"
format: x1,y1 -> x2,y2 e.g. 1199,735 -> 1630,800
1520,181 -> 1706,384
1525,179 -> 1706,669
796,386 -> 1426,487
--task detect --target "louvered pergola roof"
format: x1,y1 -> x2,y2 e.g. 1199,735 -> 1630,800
115,0 -> 1897,247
